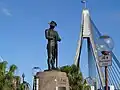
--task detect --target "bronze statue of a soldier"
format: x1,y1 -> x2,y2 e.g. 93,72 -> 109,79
45,21 -> 61,70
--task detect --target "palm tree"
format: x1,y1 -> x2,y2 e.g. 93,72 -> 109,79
0,61 -> 31,90
0,61 -> 8,90
0,61 -> 18,90
5,64 -> 18,90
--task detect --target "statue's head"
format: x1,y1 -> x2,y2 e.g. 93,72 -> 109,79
48,21 -> 57,29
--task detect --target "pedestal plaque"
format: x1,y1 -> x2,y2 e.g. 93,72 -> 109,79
36,70 -> 69,90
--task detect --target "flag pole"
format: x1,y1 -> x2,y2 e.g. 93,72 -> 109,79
81,0 -> 87,9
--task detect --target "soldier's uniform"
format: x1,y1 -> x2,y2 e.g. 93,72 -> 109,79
45,21 -> 61,70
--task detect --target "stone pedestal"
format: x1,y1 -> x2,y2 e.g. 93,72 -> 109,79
36,70 -> 69,90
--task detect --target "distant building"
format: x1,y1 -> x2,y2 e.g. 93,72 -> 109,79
12,76 -> 21,90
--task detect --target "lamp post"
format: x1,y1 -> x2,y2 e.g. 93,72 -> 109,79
32,67 -> 41,90
32,67 -> 41,76
22,73 -> 25,90
97,35 -> 114,90
22,73 -> 25,83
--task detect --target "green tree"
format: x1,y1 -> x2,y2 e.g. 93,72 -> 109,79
5,64 -> 18,89
82,80 -> 91,90
0,61 -> 8,89
0,61 -> 20,90
60,64 -> 90,90
0,61 -> 31,90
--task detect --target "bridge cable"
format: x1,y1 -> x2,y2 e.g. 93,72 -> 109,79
110,65 -> 120,87
112,60 -> 120,80
108,69 -> 117,88
109,67 -> 119,89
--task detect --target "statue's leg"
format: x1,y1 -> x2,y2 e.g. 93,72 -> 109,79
47,58 -> 50,70
49,54 -> 53,69
47,46 -> 52,70
51,46 -> 55,69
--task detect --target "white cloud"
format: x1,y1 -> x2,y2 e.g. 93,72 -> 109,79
2,8 -> 12,16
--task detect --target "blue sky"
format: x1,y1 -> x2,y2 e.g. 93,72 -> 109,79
0,0 -> 120,86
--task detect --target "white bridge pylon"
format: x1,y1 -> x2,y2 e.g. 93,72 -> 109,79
74,9 -> 105,87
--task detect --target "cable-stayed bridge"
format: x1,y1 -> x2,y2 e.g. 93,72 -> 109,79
74,7 -> 120,90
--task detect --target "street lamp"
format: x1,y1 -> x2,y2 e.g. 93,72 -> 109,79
97,35 -> 114,90
22,73 -> 25,83
97,35 -> 114,52
32,67 -> 41,76
32,67 -> 41,90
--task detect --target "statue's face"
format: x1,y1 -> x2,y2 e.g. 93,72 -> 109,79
50,25 -> 55,29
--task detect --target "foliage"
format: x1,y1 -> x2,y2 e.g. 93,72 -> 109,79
0,61 -> 30,90
60,64 -> 90,90
0,61 -> 18,90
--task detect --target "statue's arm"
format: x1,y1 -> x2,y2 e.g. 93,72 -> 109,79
45,29 -> 53,40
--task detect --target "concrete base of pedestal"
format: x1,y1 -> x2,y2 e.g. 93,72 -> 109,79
36,70 -> 70,90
